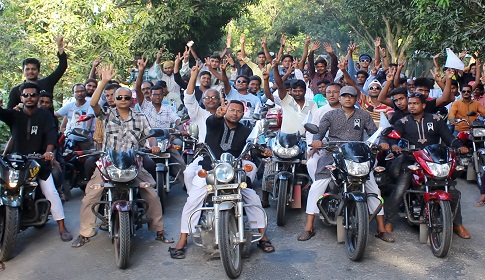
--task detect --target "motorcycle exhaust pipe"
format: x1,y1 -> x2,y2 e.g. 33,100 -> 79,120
367,193 -> 383,222
21,199 -> 51,226
317,196 -> 337,226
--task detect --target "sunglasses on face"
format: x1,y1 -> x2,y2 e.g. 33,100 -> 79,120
21,93 -> 38,98
236,80 -> 248,84
360,59 -> 370,63
369,86 -> 381,90
408,92 -> 424,98
202,96 -> 219,100
115,95 -> 132,101
462,90 -> 472,93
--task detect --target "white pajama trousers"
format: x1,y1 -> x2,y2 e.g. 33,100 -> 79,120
306,172 -> 383,216
306,151 -> 323,182
39,174 -> 65,220
181,158 -> 262,233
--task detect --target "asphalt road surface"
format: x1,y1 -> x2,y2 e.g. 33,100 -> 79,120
1,178 -> 484,280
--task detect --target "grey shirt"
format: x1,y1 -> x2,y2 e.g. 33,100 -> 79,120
313,107 -> 376,180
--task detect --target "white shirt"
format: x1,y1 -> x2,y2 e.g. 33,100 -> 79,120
183,92 -> 211,142
225,88 -> 261,120
306,104 -> 337,151
275,93 -> 317,134
140,99 -> 180,129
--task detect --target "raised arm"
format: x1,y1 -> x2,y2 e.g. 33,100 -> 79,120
44,35 -> 68,86
91,64 -> 116,115
217,58 -> 231,95
272,56 -> 286,100
262,38 -> 273,63
186,63 -> 201,95
262,69 -> 273,102
374,37 -> 382,68
338,57 -> 361,100
173,52 -> 188,89
394,59 -> 406,88
323,42 -> 338,78
378,68 -> 396,107
308,41 -> 321,79
89,58 -> 102,79
435,68 -> 455,107
299,36 -> 310,70
472,59 -> 482,91
277,34 -> 286,61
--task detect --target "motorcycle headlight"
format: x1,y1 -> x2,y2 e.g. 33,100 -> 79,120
344,160 -> 370,177
8,169 -> 20,188
273,143 -> 300,159
106,165 -> 138,182
427,162 -> 451,178
473,128 -> 485,137
214,163 -> 235,183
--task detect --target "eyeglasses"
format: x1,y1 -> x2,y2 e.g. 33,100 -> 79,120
203,96 -> 219,100
461,90 -> 472,93
21,93 -> 38,98
152,93 -> 164,97
115,95 -> 132,101
236,80 -> 248,84
360,59 -> 370,63
369,86 -> 381,90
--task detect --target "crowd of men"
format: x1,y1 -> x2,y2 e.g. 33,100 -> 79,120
2,32 -> 484,259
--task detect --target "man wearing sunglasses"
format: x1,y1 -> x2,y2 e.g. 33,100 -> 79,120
7,35 -> 67,109
448,84 -> 485,135
72,64 -> 172,247
0,82 -> 72,241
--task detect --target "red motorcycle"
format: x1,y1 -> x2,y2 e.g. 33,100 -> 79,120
384,128 -> 464,258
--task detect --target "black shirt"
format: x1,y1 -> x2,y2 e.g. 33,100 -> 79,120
7,52 -> 68,109
390,99 -> 438,125
201,114 -> 251,170
0,108 -> 57,154
392,113 -> 462,150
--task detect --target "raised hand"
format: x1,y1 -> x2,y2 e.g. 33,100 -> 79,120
338,56 -> 348,71
261,38 -> 267,47
371,62 -> 382,76
386,68 -> 395,82
374,36 -> 382,48
239,34 -> 245,45
226,30 -> 232,48
433,53 -> 441,60
204,57 -> 211,68
99,64 -> 116,82
397,58 -> 407,68
379,46 -> 386,56
183,46 -> 190,62
459,49 -> 467,60
293,57 -> 300,70
445,68 -> 455,80
216,96 -> 228,118
347,43 -> 358,54
156,48 -> 163,61
225,55 -> 235,66
220,58 -> 229,71
280,34 -> 286,46
272,54 -> 281,68
323,42 -> 333,53
54,34 -> 64,49
137,57 -> 148,71
93,57 -> 102,68
190,65 -> 199,77
175,52 -> 182,63
310,41 -> 321,52
304,35 -> 311,46
262,69 -> 269,80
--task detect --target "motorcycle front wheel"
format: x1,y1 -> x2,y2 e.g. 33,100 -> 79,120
114,211 -> 131,269
345,201 -> 369,261
156,171 -> 166,211
0,206 -> 19,261
276,179 -> 288,226
218,210 -> 242,279
428,200 -> 452,258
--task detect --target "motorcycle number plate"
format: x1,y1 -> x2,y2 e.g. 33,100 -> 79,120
212,194 -> 242,202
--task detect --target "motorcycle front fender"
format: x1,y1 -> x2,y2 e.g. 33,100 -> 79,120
111,201 -> 132,212
0,194 -> 22,207
277,171 -> 292,181
218,202 -> 235,211
423,190 -> 451,202
343,192 -> 367,203
156,163 -> 168,172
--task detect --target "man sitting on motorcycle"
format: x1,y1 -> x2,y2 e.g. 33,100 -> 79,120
448,84 -> 485,135
72,64 -> 172,247
169,100 -> 275,259
0,82 -> 72,241
385,93 -> 471,239
299,86 -> 393,242
136,58 -> 186,185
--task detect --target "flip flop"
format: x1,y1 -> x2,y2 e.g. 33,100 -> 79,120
297,230 -> 315,241
257,240 -> 275,253
375,232 -> 395,243
474,200 -> 485,207
169,247 -> 186,259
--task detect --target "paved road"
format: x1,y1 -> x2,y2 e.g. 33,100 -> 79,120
1,178 -> 484,280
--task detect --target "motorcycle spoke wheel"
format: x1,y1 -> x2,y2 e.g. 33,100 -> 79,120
218,211 -> 242,279
157,172 -> 166,212
428,200 -> 452,258
276,180 -> 288,226
344,202 -> 369,261
114,211 -> 131,269
0,206 -> 19,262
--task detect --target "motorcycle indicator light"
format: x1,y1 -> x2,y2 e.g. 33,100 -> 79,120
173,145 -> 182,150
243,164 -> 254,172
386,130 -> 402,139
455,165 -> 465,171
239,182 -> 248,189
206,184 -> 214,192
139,182 -> 150,188
374,166 -> 386,172
407,165 -> 421,171
198,169 -> 208,178
325,165 -> 336,171
90,184 -> 103,190
456,131 -> 470,141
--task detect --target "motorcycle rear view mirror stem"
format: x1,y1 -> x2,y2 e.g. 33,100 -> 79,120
139,129 -> 165,143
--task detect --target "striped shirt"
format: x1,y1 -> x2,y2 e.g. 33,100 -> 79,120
140,100 -> 180,129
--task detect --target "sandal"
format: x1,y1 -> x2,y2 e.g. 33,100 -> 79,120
474,200 -> 485,207
156,231 -> 174,243
257,239 -> 275,253
297,230 -> 315,241
71,235 -> 90,248
169,247 -> 186,259
375,232 -> 395,243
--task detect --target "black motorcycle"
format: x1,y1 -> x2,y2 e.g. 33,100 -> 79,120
0,153 -> 51,261
305,123 -> 383,261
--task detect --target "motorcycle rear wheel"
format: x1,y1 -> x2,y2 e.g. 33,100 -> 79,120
0,206 -> 19,262
344,202 -> 369,261
219,211 -> 242,279
428,200 -> 452,258
114,211 -> 131,269
276,180 -> 288,226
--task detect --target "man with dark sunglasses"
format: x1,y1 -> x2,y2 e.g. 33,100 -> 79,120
72,64 -> 172,247
448,84 -> 485,134
0,82 -> 72,242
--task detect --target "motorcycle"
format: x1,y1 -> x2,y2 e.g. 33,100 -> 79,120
90,129 -> 164,268
188,120 -> 268,279
304,123 -> 384,261
263,131 -> 311,226
455,116 -> 485,185
181,123 -> 199,164
384,128 -> 463,258
0,153 -> 50,261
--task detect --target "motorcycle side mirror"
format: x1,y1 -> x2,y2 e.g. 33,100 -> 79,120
380,127 -> 394,137
71,128 -> 91,138
141,128 -> 165,142
467,111 -> 477,116
255,119 -> 269,135
304,123 -> 319,134
188,123 -> 199,138
252,102 -> 264,120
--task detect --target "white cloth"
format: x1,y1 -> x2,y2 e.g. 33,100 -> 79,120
225,88 -> 261,120
183,92 -> 211,142
140,99 -> 180,128
445,48 -> 465,71
39,174 -> 64,220
276,93 -> 317,134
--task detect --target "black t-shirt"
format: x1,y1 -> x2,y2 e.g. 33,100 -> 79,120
201,114 -> 251,170
0,108 -> 57,154
390,99 -> 438,125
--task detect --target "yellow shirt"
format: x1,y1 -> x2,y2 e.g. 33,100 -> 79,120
449,99 -> 485,132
